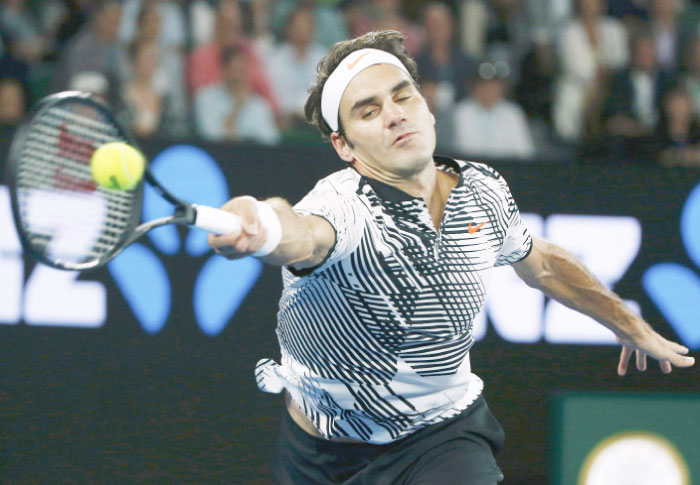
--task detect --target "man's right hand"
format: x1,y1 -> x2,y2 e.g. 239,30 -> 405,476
207,196 -> 271,259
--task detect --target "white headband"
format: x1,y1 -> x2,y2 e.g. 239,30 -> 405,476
320,48 -> 411,132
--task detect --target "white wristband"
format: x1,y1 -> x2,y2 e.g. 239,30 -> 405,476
243,197 -> 282,257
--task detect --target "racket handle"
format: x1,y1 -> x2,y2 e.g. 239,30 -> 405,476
192,201 -> 282,257
192,205 -> 242,234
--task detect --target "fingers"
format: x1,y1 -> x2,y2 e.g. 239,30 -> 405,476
667,353 -> 696,369
617,331 -> 695,376
662,338 -> 690,355
207,197 -> 268,257
617,346 -> 633,376
636,349 -> 647,372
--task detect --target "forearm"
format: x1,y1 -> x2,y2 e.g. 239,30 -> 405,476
516,239 -> 649,339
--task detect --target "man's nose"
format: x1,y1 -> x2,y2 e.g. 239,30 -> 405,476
385,100 -> 406,128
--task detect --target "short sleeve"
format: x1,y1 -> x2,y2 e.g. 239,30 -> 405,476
290,178 -> 367,274
494,174 -> 532,266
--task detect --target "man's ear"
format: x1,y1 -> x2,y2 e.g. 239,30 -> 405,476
331,132 -> 354,163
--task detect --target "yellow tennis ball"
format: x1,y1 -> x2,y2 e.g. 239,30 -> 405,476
90,142 -> 145,191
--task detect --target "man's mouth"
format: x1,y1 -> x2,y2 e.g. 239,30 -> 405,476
393,132 -> 416,146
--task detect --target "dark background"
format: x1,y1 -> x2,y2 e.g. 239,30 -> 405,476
1,136 -> 699,484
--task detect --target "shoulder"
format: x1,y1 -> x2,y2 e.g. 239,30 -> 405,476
559,20 -> 582,39
457,159 -> 515,190
195,83 -> 225,103
269,43 -> 293,62
454,99 -> 479,117
306,167 -> 362,198
246,93 -> 274,111
459,160 -> 503,181
499,101 -> 528,119
189,42 -> 217,62
600,16 -> 625,32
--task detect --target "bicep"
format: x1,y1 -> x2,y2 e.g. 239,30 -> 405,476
303,214 -> 336,265
288,214 -> 336,270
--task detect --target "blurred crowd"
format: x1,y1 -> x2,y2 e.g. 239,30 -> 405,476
2,0 -> 700,166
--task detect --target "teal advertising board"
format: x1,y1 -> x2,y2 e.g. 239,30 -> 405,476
552,392 -> 700,484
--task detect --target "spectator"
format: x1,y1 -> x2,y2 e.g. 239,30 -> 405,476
269,0 -> 348,50
120,39 -> 182,138
0,77 -> 27,124
52,0 -> 92,53
515,29 -> 557,125
649,0 -> 690,73
683,35 -> 700,118
656,85 -> 700,167
604,30 -> 668,162
421,74 -> 455,151
187,0 -> 277,112
265,6 -> 325,129
0,0 -> 50,65
189,0 -> 216,47
118,0 -> 186,51
52,0 -> 123,92
458,0 -> 532,65
67,70 -> 119,108
194,46 -> 279,145
453,61 -> 535,159
415,2 -> 478,106
348,0 -> 423,55
0,33 -> 29,90
459,0 -> 489,57
520,0 -> 574,44
118,1 -> 187,136
553,0 -> 628,142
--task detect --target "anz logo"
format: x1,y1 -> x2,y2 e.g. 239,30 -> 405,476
1,149 -> 698,348
643,182 -> 700,349
0,144 -> 261,336
108,145 -> 262,336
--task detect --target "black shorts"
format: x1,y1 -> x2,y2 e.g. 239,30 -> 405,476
272,395 -> 505,485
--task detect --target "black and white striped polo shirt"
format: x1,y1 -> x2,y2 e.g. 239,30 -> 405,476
256,156 -> 532,444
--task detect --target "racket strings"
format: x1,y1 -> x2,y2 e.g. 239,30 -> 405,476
15,100 -> 139,267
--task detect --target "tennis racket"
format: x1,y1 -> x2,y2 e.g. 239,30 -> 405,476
7,91 -> 256,271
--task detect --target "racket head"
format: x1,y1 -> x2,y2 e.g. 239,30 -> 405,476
7,91 -> 145,270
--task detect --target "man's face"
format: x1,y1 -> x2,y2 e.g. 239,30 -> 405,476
334,64 -> 436,178
633,37 -> 657,72
95,4 -> 123,42
224,52 -> 248,87
287,9 -> 315,47
473,78 -> 504,108
424,5 -> 453,48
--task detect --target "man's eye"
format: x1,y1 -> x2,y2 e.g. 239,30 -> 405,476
397,96 -> 410,102
362,109 -> 377,118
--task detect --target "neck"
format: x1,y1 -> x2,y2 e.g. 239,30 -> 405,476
430,44 -> 450,64
292,42 -> 308,58
226,81 -> 246,97
354,157 -> 438,200
352,157 -> 458,229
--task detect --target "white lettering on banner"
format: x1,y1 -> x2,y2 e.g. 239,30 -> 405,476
0,185 -> 106,328
0,186 -> 22,324
484,213 -> 546,343
475,213 -> 642,344
0,183 -> 643,338
542,215 -> 641,344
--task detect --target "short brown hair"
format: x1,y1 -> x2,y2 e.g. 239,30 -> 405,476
304,30 -> 419,142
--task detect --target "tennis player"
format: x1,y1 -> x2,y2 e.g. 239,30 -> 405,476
208,31 -> 695,484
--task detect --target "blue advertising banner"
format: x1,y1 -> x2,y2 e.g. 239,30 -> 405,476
1,133 -> 699,483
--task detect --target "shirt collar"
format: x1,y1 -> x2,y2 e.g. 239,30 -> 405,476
361,156 -> 465,203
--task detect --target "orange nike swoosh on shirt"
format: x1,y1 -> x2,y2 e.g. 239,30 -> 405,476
468,222 -> 487,234
347,52 -> 371,70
